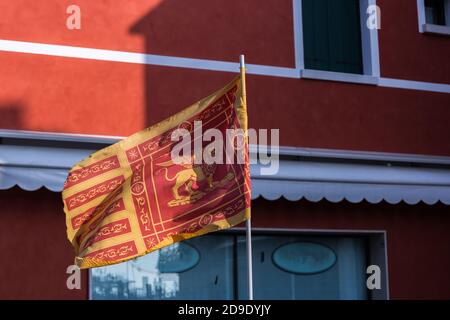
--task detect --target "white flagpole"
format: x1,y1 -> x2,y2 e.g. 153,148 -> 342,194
245,217 -> 254,300
240,54 -> 253,300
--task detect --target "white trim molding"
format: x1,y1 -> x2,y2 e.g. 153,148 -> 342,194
422,23 -> 450,35
360,0 -> 381,77
417,0 -> 427,33
0,39 -> 299,79
2,129 -> 450,206
379,77 -> 450,94
301,69 -> 379,85
292,0 -> 305,71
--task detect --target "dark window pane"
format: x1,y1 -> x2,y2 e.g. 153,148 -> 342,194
91,235 -> 235,300
425,0 -> 446,25
237,236 -> 368,300
91,234 -> 370,300
302,0 -> 363,74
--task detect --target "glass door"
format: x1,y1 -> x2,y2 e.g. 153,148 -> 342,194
237,235 -> 368,300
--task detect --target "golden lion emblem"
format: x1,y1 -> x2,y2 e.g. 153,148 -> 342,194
156,155 -> 234,207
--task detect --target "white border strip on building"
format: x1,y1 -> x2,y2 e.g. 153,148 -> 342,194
0,39 -> 299,79
292,0 -> 305,71
0,38 -> 449,93
379,77 -> 450,94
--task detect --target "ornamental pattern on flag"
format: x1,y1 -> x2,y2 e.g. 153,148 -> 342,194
62,76 -> 251,269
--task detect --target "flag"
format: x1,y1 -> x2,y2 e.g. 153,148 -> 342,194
62,76 -> 251,269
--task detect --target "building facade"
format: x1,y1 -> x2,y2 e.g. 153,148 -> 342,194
0,0 -> 449,299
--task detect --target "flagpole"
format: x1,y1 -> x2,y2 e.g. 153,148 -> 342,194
240,54 -> 253,301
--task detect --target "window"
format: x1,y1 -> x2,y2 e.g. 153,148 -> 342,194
418,0 -> 450,35
91,233 -> 387,300
425,0 -> 447,25
237,235 -> 368,299
297,0 -> 380,84
302,0 -> 363,74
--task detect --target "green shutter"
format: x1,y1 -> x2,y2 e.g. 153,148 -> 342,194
302,0 -> 363,74
303,0 -> 330,71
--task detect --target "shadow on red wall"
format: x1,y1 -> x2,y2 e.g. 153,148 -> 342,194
129,0 -> 295,129
0,104 -> 22,129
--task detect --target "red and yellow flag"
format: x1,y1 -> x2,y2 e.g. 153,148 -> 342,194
62,76 -> 251,269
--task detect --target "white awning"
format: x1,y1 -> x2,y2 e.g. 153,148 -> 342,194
2,129 -> 450,205
251,162 -> 450,205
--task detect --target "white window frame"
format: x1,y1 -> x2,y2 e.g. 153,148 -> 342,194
294,0 -> 380,85
417,0 -> 450,35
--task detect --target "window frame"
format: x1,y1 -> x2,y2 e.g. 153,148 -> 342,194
294,0 -> 380,85
88,228 -> 389,300
417,0 -> 450,35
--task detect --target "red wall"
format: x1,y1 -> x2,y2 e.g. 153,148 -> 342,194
1,59 -> 449,155
0,0 -> 449,155
378,0 -> 450,84
1,188 -> 449,300
0,0 -> 295,67
0,188 -> 87,299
